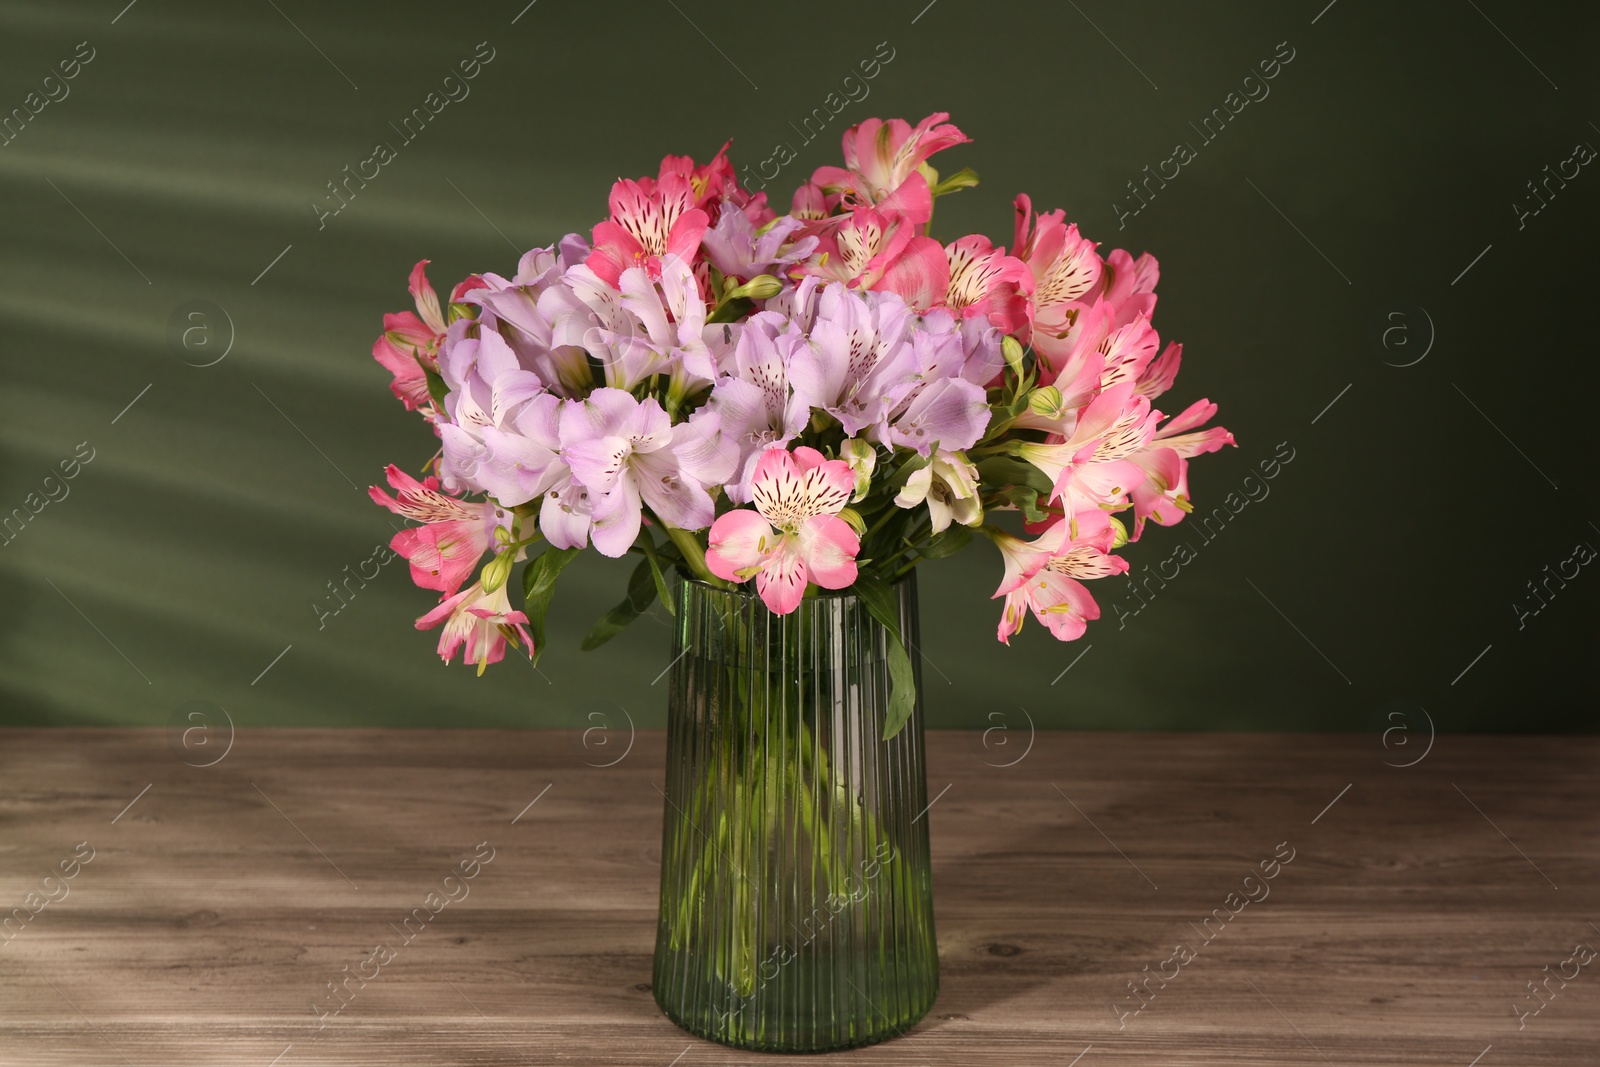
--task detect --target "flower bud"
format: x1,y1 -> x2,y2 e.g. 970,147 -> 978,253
728,274 -> 782,301
837,506 -> 866,536
480,550 -> 514,594
1026,386 -> 1062,417
1002,335 -> 1026,378
1107,516 -> 1129,550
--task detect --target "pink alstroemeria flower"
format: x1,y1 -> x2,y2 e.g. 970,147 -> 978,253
802,206 -> 922,291
1017,382 -> 1162,513
876,234 -> 1034,334
587,172 -> 709,288
416,579 -> 532,674
369,464 -> 511,597
706,447 -> 860,615
992,511 -> 1128,644
1127,398 -> 1236,539
372,260 -> 486,412
812,112 -> 969,220
1013,195 -> 1108,364
658,142 -> 775,228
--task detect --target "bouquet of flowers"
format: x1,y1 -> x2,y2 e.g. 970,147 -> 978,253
369,112 -> 1233,735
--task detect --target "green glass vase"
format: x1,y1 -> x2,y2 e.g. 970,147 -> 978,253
652,574 -> 939,1052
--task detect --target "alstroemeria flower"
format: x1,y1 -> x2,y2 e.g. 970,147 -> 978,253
560,389 -> 734,557
587,172 -> 709,288
543,256 -> 711,392
877,376 -> 990,454
1126,398 -> 1236,539
372,260 -> 487,412
706,447 -> 860,615
802,206 -> 924,291
876,234 -> 1034,333
700,210 -> 816,286
416,579 -> 532,674
467,236 -> 594,397
1101,247 -> 1162,327
1031,308 -> 1164,398
991,511 -> 1128,644
1012,195 -> 1103,349
369,465 -> 512,596
812,112 -> 969,220
787,284 -> 917,436
435,328 -> 554,502
708,311 -> 810,502
658,142 -> 775,227
618,255 -> 715,390
894,449 -> 982,533
1017,382 -> 1161,512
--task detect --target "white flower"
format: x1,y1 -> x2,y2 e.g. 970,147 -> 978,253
894,449 -> 981,533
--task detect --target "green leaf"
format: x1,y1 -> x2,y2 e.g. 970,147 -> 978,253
977,454 -> 1053,495
853,574 -> 918,741
707,296 -> 754,324
423,366 -> 450,408
914,523 -> 973,560
886,450 -> 934,491
931,167 -> 980,197
882,639 -> 917,741
520,547 -> 581,664
999,485 -> 1053,524
635,530 -> 675,617
580,559 -> 657,651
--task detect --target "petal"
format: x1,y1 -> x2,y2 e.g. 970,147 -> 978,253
755,541 -> 808,615
588,480 -> 643,558
797,515 -> 859,589
872,236 -> 948,311
392,522 -> 487,596
563,436 -> 631,495
558,388 -> 638,447
539,479 -> 592,550
416,586 -> 474,630
672,410 -> 739,487
408,260 -> 446,333
798,458 -> 856,516
706,509 -> 775,582
893,464 -> 933,509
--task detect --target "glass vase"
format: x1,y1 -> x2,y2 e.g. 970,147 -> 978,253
651,573 -> 939,1053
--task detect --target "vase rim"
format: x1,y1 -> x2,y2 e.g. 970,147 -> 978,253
675,570 -> 916,602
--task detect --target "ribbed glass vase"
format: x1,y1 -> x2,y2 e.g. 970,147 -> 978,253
652,573 -> 939,1053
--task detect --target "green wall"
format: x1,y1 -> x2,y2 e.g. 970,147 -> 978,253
1,0 -> 1595,731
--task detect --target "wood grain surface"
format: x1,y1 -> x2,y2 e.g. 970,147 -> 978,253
0,729 -> 1595,1065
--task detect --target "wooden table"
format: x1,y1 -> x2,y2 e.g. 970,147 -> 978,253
1,729 -> 1595,1065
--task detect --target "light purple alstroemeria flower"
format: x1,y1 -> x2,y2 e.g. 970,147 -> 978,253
707,311 -> 810,501
787,284 -> 917,437
467,235 -> 593,397
437,328 -> 550,498
558,388 -> 734,557
701,211 -> 818,284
